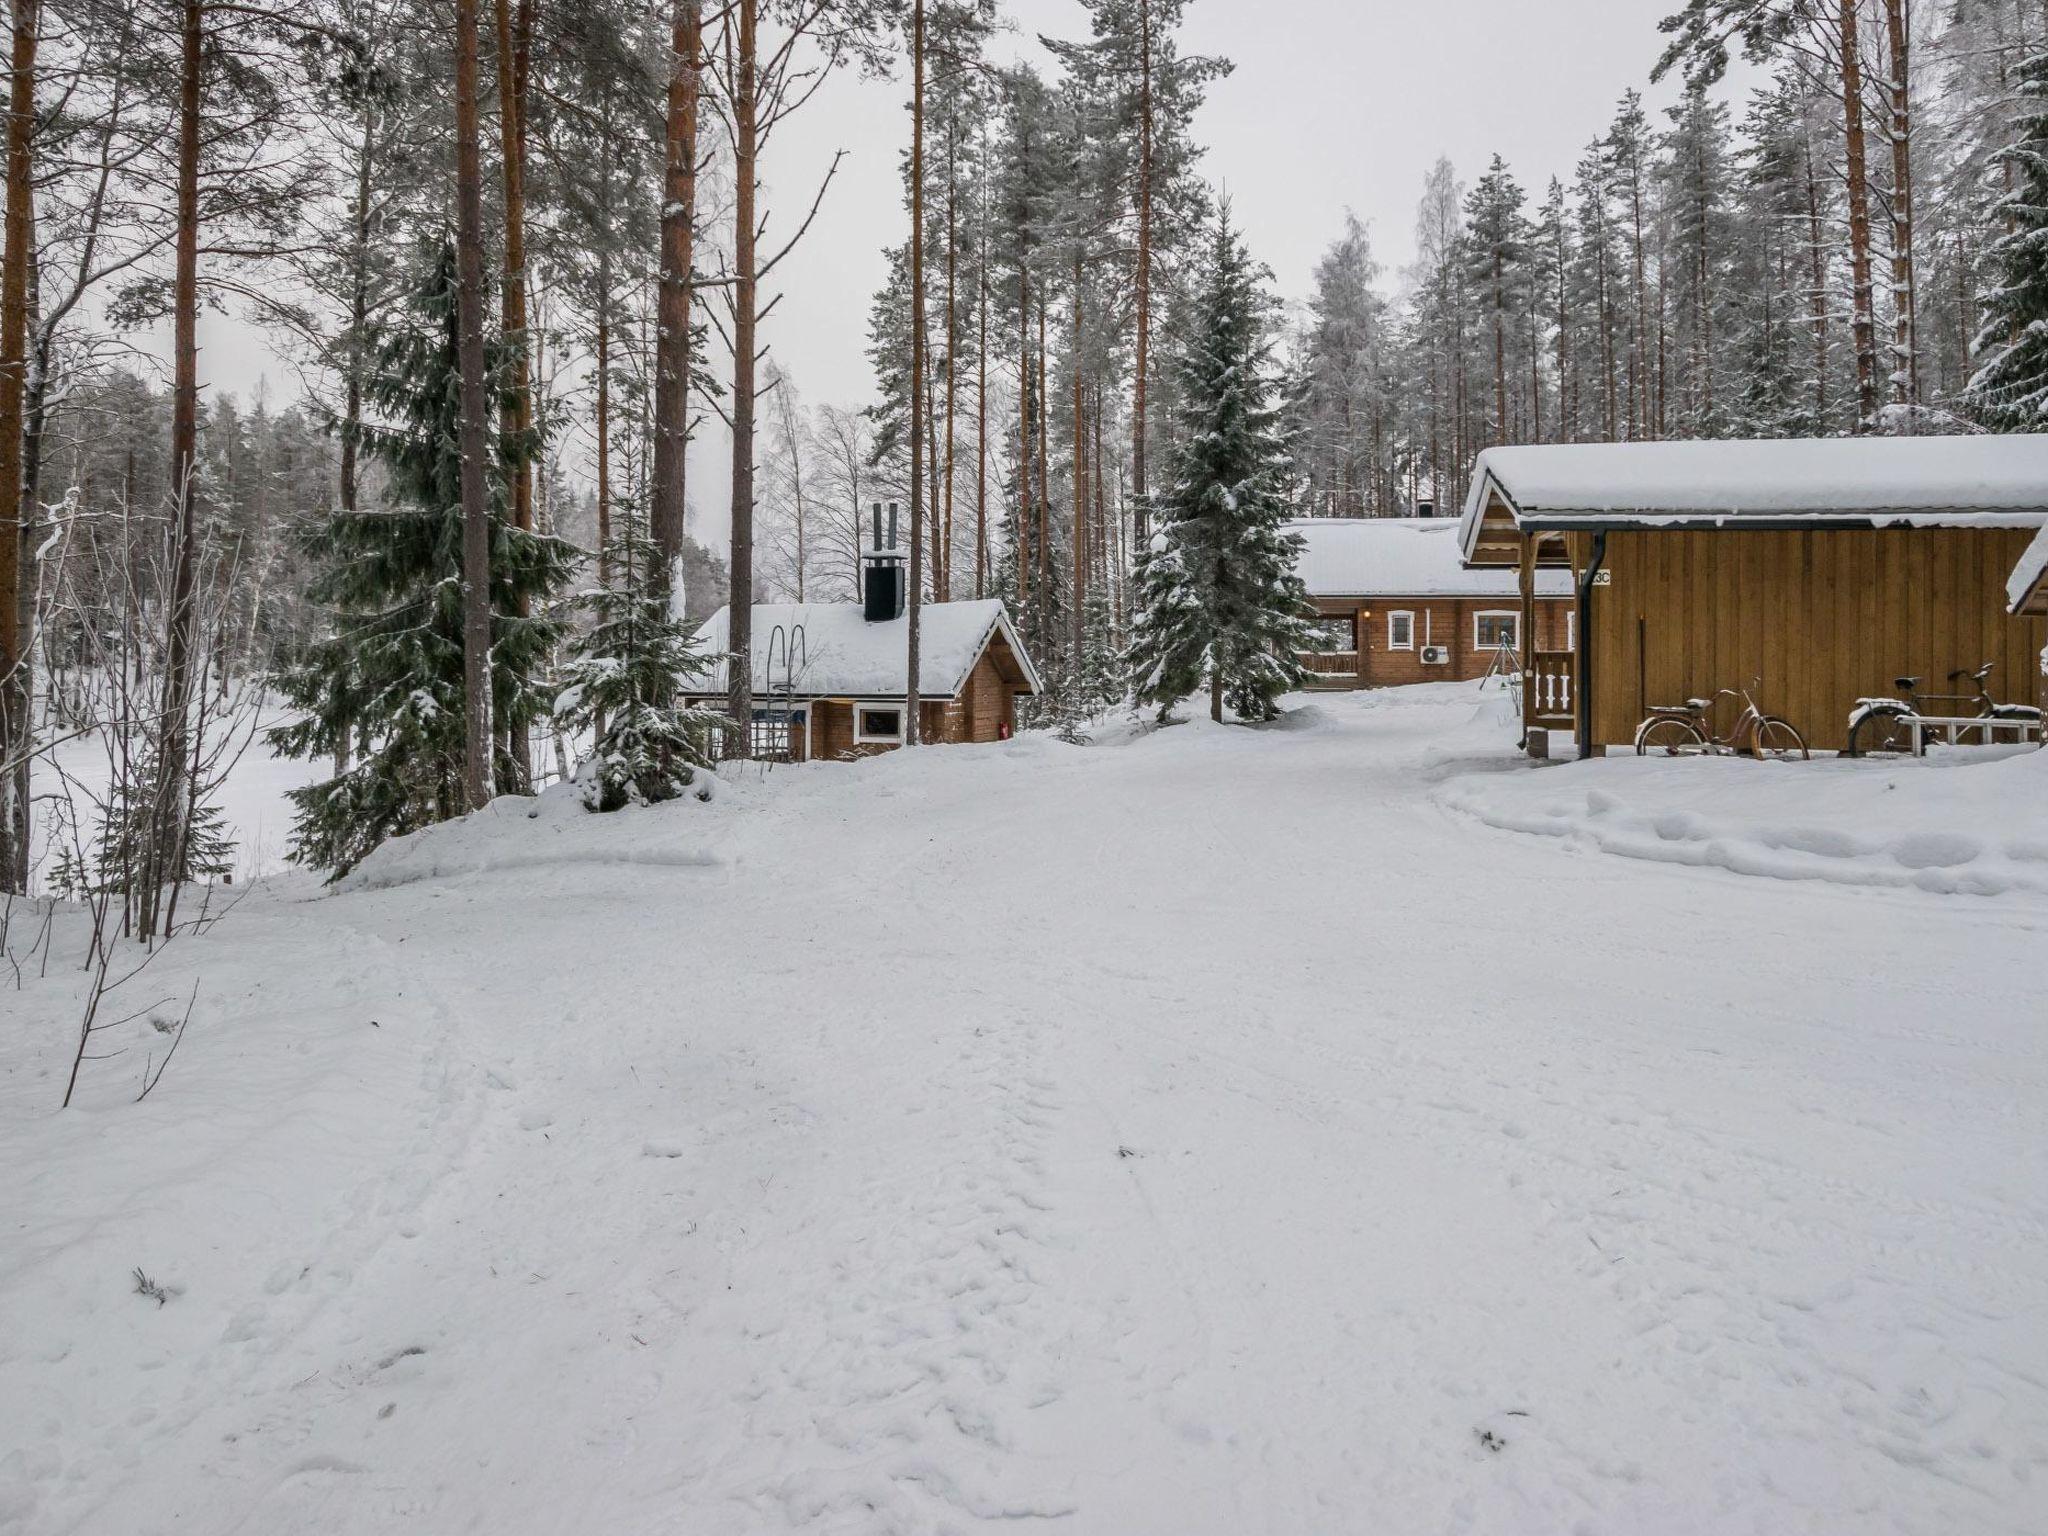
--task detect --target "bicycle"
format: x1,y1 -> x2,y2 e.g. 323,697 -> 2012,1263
1634,685 -> 1809,760
1844,662 -> 2043,757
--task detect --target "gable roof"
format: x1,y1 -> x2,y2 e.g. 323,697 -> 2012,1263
2011,525 -> 2048,616
1460,436 -> 2048,559
1288,516 -> 1573,598
688,599 -> 1042,700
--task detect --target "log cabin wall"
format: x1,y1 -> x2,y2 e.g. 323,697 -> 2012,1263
1307,596 -> 1574,687
1582,526 -> 2048,753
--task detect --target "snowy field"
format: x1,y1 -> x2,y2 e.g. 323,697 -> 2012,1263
2,683 -> 2044,1535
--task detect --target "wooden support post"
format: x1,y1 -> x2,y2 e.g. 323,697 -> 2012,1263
1519,534 -> 1538,745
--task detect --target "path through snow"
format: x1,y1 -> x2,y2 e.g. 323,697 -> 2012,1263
2,685 -> 2044,1535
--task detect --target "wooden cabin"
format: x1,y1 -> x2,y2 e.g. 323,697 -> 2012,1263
2009,526 -> 2048,721
1288,516 -> 1576,688
684,594 -> 1040,763
1458,437 -> 2048,757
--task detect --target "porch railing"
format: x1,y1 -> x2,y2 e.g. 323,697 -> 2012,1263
1526,650 -> 1573,722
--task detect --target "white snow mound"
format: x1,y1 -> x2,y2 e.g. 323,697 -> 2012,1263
1441,744 -> 2048,897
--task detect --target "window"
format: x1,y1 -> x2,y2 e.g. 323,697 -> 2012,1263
750,708 -> 803,762
1313,615 -> 1357,654
855,706 -> 904,744
1474,611 -> 1519,651
1387,610 -> 1415,650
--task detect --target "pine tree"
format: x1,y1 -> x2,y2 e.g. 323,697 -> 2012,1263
1126,207 -> 1319,724
553,511 -> 725,811
1968,49 -> 2048,430
269,244 -> 575,876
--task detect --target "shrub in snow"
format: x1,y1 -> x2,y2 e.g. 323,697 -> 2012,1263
268,242 -> 575,876
1126,205 -> 1319,724
554,515 -> 727,812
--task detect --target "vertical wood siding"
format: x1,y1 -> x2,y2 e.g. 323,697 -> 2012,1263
1586,526 -> 2047,752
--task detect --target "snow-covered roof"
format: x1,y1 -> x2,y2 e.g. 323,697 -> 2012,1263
1460,436 -> 2048,558
1288,516 -> 1573,598
687,599 -> 1041,700
2010,525 -> 2048,614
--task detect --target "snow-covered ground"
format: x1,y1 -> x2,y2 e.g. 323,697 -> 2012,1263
3,684 -> 2044,1535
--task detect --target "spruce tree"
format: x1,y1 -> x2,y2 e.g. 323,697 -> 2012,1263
1968,49 -> 2048,430
554,511 -> 725,811
1126,207 -> 1318,724
270,244 -> 574,876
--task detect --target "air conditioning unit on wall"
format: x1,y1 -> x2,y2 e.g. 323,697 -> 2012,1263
1420,645 -> 1451,666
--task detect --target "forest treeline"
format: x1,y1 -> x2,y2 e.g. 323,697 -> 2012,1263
2,0 -> 2047,900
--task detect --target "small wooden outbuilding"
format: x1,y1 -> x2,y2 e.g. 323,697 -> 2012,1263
685,598 -> 1041,762
1289,516 -> 1576,688
1459,437 -> 2048,756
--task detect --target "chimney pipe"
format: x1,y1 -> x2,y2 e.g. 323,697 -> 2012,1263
887,501 -> 899,552
870,501 -> 882,550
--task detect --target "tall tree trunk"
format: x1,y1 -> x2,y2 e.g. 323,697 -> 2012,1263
1131,0 -> 1154,545
493,0 -> 533,784
595,259 -> 611,585
1882,0 -> 1918,416
149,0 -> 204,932
1071,258 -> 1084,664
1804,123 -> 1829,429
1839,0 -> 1880,427
455,0 -> 495,810
941,120 -> 956,604
727,0 -> 759,745
1016,268 -> 1031,611
0,0 -> 34,893
975,137 -> 988,599
904,0 -> 924,742
1035,306 -> 1049,599
653,0 -> 699,585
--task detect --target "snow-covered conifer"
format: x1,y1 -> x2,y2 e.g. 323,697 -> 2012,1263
1126,207 -> 1318,723
554,512 -> 725,812
269,244 -> 574,875
1968,51 -> 2048,430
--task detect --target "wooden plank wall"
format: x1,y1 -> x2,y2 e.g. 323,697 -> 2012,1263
1587,526 -> 2047,752
1307,597 -> 1575,688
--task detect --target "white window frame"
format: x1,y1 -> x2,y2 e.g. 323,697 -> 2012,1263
1386,610 -> 1416,651
1563,609 -> 1575,652
1473,610 -> 1519,651
853,702 -> 906,745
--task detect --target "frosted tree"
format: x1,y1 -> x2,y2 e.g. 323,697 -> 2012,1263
1967,48 -> 2048,430
269,245 -> 574,876
1127,207 -> 1318,724
1295,212 -> 1393,516
554,514 -> 724,811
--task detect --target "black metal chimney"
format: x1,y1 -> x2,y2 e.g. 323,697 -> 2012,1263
862,500 -> 906,622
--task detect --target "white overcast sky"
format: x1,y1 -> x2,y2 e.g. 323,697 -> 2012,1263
192,0 -> 1697,543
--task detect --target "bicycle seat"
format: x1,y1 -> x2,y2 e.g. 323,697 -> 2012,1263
1894,676 -> 1920,690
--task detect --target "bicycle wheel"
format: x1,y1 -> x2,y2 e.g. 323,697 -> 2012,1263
1846,705 -> 1913,758
1753,716 -> 1809,761
1636,716 -> 1707,756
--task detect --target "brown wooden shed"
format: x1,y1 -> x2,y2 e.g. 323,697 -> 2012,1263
1458,437 -> 2048,756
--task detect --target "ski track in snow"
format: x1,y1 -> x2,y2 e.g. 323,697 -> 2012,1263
2,683 -> 2045,1535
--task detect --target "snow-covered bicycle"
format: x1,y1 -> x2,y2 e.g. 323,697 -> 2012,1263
1844,662 -> 2042,758
1634,685 -> 1809,760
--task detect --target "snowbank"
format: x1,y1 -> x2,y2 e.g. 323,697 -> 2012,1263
1441,743 -> 2048,897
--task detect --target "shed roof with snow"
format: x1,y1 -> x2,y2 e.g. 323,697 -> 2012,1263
1287,516 -> 1573,598
1460,435 -> 2048,563
688,599 -> 1042,700
2010,525 -> 2048,617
